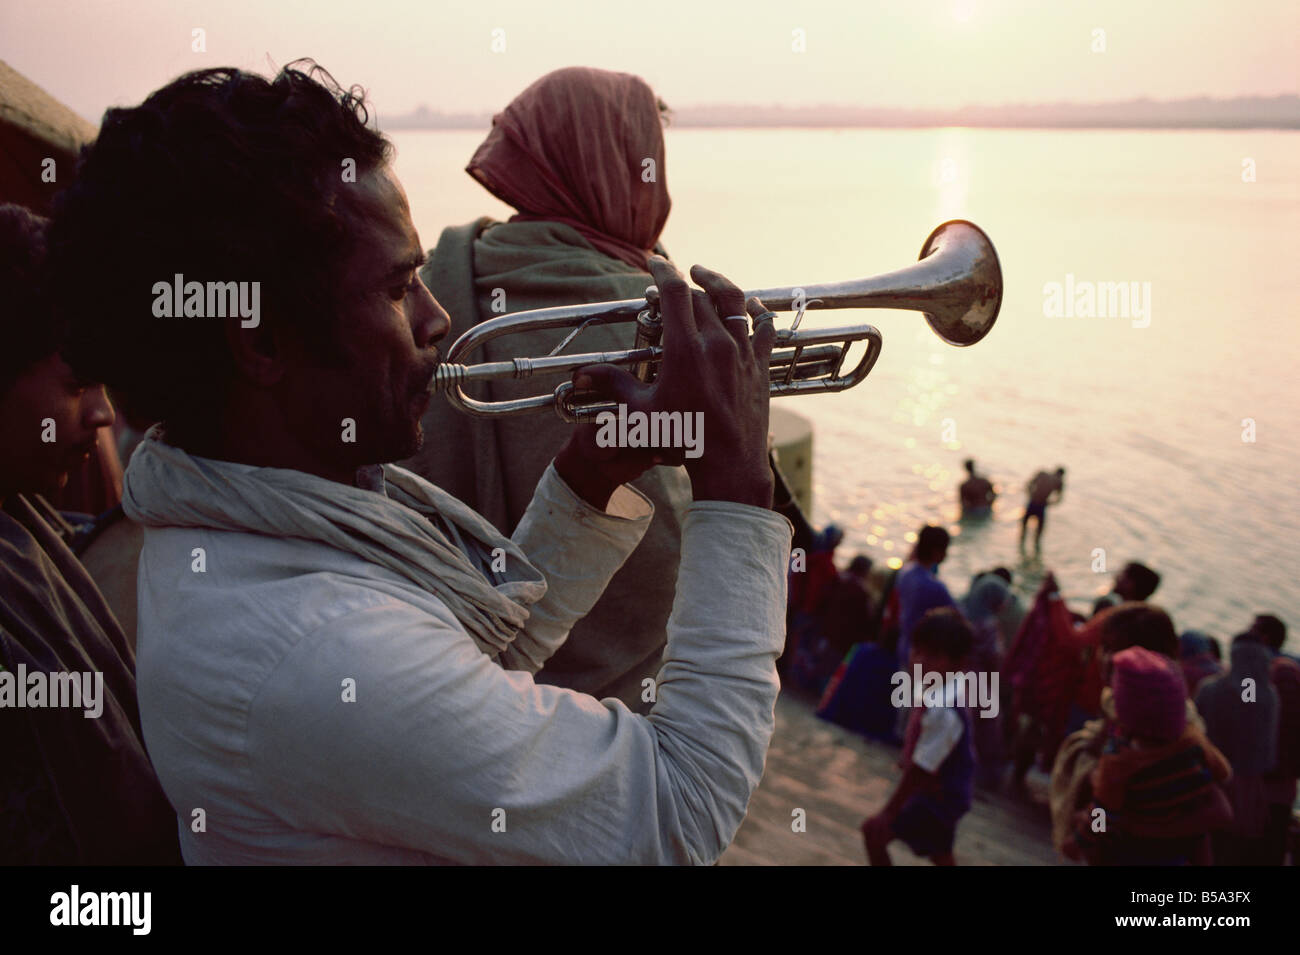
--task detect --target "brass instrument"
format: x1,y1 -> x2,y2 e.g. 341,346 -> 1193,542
429,219 -> 1001,422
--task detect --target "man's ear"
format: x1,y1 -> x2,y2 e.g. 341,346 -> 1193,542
223,317 -> 285,387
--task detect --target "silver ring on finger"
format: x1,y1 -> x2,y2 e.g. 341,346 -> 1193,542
752,310 -> 778,325
723,314 -> 750,325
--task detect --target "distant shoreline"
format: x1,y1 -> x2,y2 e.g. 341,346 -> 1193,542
384,122 -> 1300,131
379,95 -> 1300,132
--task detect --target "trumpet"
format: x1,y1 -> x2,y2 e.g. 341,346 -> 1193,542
429,219 -> 1002,422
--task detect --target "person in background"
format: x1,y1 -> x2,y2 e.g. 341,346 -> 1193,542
1178,630 -> 1224,696
0,204 -> 179,864
894,524 -> 955,668
861,607 -> 976,866
961,571 -> 1013,785
822,554 -> 875,658
402,67 -> 690,711
1251,613 -> 1298,666
1250,614 -> 1300,864
782,523 -> 844,683
800,524 -> 844,617
790,551 -> 873,691
958,458 -> 995,517
1005,571 -> 1085,796
47,426 -> 122,523
1196,632 -> 1280,865
1019,466 -> 1064,551
1066,646 -> 1231,865
1047,602 -> 1211,859
1093,560 -> 1160,617
965,567 -> 1019,652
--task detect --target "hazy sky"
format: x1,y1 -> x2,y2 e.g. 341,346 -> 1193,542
3,0 -> 1296,124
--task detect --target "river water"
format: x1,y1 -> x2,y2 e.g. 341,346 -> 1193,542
390,127 -> 1300,651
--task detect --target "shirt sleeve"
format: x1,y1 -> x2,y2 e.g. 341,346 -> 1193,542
245,500 -> 794,864
498,462 -> 654,672
911,706 -> 963,774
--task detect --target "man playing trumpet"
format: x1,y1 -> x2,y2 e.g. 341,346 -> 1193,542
49,62 -> 790,864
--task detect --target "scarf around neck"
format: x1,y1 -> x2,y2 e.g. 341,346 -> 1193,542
120,428 -> 546,657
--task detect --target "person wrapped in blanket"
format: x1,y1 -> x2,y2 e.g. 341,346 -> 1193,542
402,67 -> 691,711
861,608 -> 976,865
1048,603 -> 1232,863
1065,645 -> 1232,865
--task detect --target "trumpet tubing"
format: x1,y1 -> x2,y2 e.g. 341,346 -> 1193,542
429,219 -> 1002,421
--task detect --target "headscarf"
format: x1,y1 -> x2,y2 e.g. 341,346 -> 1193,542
962,574 -> 1011,625
961,572 -> 1011,665
1111,645 -> 1187,741
466,67 -> 671,270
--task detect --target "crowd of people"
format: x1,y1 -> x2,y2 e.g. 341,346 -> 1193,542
783,491 -> 1299,866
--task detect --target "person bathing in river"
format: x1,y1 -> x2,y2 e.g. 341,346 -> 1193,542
1020,466 -> 1064,551
959,458 -> 995,518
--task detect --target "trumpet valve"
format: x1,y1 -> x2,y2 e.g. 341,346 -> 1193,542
633,286 -> 664,383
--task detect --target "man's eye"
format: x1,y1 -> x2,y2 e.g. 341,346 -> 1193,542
389,274 -> 418,301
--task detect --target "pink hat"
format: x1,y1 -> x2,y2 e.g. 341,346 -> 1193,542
1111,646 -> 1187,741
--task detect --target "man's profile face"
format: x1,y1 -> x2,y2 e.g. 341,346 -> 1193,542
0,353 -> 114,495
278,164 -> 449,471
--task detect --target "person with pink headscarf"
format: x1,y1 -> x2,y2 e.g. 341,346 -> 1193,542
403,68 -> 690,711
1066,646 -> 1232,865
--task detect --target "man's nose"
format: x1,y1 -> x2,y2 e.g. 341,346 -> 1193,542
83,384 -> 115,431
412,276 -> 451,350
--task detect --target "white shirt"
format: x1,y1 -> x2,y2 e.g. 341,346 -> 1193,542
135,463 -> 791,864
911,684 -> 966,774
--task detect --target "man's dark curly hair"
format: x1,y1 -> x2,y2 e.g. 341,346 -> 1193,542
0,204 -> 60,395
48,60 -> 393,441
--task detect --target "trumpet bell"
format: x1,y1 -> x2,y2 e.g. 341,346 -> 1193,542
917,220 -> 1002,347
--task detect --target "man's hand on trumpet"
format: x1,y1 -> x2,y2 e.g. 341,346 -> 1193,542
553,256 -> 776,510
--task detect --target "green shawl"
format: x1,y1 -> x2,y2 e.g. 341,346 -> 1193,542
404,219 -> 691,709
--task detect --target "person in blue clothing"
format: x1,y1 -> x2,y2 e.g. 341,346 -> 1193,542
894,524 -> 956,668
861,607 -> 976,866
